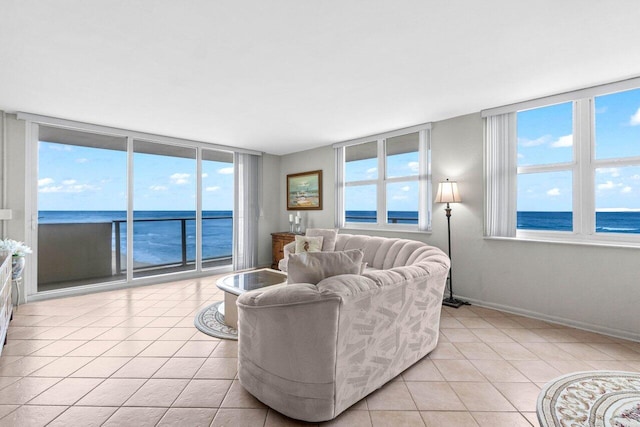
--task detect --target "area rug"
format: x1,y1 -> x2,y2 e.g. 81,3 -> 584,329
194,301 -> 237,340
537,371 -> 640,427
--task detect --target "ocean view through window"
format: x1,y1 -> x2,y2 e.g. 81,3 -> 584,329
335,124 -> 431,231
37,124 -> 235,292
486,79 -> 640,242
38,210 -> 233,269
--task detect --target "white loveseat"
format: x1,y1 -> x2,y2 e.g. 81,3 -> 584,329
236,233 -> 450,422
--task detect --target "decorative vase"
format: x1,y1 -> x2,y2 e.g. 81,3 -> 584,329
12,256 -> 25,280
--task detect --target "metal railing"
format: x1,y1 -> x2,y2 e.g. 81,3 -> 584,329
113,216 -> 233,274
345,213 -> 418,224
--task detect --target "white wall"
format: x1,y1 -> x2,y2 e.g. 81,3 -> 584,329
276,146 -> 336,232
275,113 -> 640,341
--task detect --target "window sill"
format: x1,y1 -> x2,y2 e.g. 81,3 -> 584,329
484,234 -> 640,249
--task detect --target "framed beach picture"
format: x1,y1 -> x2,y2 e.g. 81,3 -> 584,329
287,170 -> 323,210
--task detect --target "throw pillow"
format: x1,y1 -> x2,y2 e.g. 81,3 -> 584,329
287,249 -> 364,284
295,235 -> 324,253
305,228 -> 339,252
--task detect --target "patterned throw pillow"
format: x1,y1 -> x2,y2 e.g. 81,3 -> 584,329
294,235 -> 324,253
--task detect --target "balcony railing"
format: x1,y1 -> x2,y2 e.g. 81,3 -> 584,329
345,213 -> 418,224
113,215 -> 233,275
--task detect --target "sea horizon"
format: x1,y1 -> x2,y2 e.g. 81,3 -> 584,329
39,210 -> 640,234
37,210 -> 639,268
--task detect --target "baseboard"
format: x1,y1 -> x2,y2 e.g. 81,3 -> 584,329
459,296 -> 640,343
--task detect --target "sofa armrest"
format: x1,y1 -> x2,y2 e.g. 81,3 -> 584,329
277,241 -> 296,272
283,240 -> 296,257
237,283 -> 342,401
238,282 -> 328,307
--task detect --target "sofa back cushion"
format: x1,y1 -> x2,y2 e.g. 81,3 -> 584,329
287,249 -> 364,285
305,228 -> 338,252
333,234 -> 439,270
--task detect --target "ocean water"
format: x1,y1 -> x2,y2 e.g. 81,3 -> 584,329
346,211 -> 418,224
518,211 -> 640,233
38,210 -> 640,267
347,210 -> 640,234
39,210 -> 233,266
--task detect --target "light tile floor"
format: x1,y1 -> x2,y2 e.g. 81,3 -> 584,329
0,275 -> 638,426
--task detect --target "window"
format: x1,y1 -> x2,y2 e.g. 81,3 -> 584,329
485,81 -> 640,243
517,102 -> 574,232
335,125 -> 430,231
24,112 -> 254,298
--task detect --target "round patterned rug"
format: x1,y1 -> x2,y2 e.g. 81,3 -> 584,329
537,371 -> 640,427
194,301 -> 237,340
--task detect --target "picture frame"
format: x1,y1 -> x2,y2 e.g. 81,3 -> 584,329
287,170 -> 323,210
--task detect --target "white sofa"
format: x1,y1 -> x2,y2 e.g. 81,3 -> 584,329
236,233 -> 450,422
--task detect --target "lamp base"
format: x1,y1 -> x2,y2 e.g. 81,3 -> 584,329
442,297 -> 469,308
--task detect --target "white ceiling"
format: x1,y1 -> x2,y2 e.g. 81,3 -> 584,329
1,1 -> 640,155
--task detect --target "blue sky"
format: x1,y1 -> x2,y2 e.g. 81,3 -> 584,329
345,151 -> 419,213
38,143 -> 234,211
517,88 -> 640,212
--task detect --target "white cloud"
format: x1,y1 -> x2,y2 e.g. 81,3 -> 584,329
205,186 -> 221,192
218,167 -> 234,175
201,173 -> 209,178
517,153 -> 524,159
401,186 -> 411,192
149,185 -> 168,191
76,158 -> 88,163
597,168 -> 620,177
40,183 -> 99,193
39,186 -> 63,193
632,174 -> 640,180
518,136 -> 549,147
39,177 -> 100,193
546,188 -> 561,196
408,162 -> 419,173
392,195 -> 408,200
550,134 -> 573,148
622,186 -> 633,193
65,184 -> 99,193
629,107 -> 640,126
366,167 -> 377,175
597,180 -> 619,190
170,173 -> 190,185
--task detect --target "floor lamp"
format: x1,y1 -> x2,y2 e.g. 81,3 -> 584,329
435,179 -> 467,308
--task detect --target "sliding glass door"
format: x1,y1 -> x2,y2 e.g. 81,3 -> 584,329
202,149 -> 234,269
132,141 -> 197,278
36,126 -> 235,293
37,126 -> 128,292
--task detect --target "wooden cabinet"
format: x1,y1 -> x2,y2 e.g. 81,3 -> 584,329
271,232 -> 296,270
0,254 -> 12,351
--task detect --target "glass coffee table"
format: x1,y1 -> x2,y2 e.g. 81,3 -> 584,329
216,268 -> 287,328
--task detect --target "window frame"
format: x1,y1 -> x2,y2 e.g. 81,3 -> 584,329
334,123 -> 431,232
484,78 -> 640,246
20,112 -> 255,301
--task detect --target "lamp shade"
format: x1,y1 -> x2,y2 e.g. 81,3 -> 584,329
435,180 -> 461,203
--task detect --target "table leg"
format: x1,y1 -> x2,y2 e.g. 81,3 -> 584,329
224,292 -> 238,329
